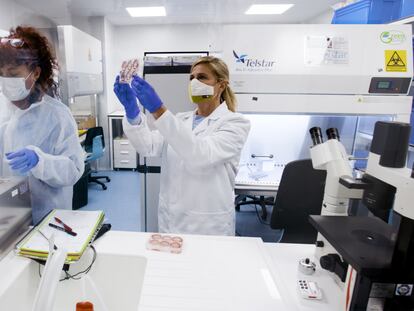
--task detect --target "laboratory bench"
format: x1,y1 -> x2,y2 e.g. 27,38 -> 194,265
0,231 -> 343,311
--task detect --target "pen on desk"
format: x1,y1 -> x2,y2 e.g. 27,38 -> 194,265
38,230 -> 58,250
49,223 -> 77,236
54,217 -> 73,232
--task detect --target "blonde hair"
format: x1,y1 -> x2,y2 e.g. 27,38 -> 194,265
191,56 -> 237,112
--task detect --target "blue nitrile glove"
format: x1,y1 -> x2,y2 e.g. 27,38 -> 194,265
6,148 -> 39,174
131,75 -> 163,113
113,76 -> 140,119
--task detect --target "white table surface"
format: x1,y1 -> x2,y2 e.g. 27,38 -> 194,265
94,232 -> 298,311
0,231 -> 344,311
265,243 -> 344,311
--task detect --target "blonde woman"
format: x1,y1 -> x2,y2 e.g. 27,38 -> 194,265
114,56 -> 250,236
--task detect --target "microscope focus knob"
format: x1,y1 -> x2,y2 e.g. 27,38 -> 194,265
320,254 -> 348,282
320,254 -> 340,272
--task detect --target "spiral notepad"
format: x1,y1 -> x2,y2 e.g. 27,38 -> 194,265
16,209 -> 104,263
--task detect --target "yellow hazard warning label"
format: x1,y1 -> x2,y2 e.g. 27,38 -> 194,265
385,50 -> 407,72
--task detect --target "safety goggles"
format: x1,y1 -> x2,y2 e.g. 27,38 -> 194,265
0,38 -> 25,48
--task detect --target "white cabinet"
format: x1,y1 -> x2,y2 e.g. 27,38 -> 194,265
108,111 -> 138,170
113,139 -> 137,169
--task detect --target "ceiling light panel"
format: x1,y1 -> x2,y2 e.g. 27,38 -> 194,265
245,4 -> 294,15
126,6 -> 167,17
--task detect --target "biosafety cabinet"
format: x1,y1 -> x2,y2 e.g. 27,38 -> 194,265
140,25 -> 413,232
222,24 -> 412,96
220,24 -> 413,194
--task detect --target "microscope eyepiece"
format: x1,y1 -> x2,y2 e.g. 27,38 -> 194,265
326,128 -> 340,141
309,127 -> 323,146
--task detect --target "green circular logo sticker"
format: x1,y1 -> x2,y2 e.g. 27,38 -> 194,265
380,31 -> 406,44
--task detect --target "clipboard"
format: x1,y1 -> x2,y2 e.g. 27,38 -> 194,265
15,209 -> 104,263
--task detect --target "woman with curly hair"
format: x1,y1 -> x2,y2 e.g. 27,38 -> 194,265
0,26 -> 84,223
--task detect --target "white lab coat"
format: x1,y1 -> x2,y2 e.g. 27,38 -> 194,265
0,94 -> 11,125
0,95 -> 84,223
123,103 -> 250,236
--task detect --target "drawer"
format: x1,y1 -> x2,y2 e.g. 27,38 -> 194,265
114,152 -> 136,164
113,139 -> 134,151
115,149 -> 136,158
114,158 -> 137,169
114,144 -> 136,156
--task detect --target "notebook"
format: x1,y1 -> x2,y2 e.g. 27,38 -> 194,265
16,209 -> 104,263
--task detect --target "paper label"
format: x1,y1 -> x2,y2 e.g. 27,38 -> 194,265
305,36 -> 349,66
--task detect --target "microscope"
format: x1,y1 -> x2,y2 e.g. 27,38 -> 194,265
309,126 -> 364,217
309,126 -> 364,276
310,121 -> 414,311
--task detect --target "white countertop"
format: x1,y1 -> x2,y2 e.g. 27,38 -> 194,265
265,243 -> 343,311
0,231 -> 343,311
94,232 -> 297,311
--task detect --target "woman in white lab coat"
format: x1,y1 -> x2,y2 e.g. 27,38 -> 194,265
114,56 -> 250,235
0,26 -> 84,223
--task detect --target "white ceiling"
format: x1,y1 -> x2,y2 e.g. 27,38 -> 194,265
15,0 -> 338,25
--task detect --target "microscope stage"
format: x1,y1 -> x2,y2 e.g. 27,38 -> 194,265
309,215 -> 396,277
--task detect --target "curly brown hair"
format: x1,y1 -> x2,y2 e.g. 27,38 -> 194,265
0,26 -> 59,101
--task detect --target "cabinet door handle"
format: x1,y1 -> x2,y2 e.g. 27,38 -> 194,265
120,160 -> 130,164
120,142 -> 130,145
251,154 -> 274,159
120,151 -> 130,155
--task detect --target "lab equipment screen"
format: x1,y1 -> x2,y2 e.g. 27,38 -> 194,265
377,81 -> 391,89
369,77 -> 410,94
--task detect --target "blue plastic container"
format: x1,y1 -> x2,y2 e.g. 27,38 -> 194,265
400,0 -> 414,19
332,0 -> 402,24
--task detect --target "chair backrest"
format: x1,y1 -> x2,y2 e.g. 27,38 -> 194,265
270,159 -> 326,244
85,135 -> 104,163
84,127 -> 105,154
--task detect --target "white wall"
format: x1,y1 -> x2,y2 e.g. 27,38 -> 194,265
306,9 -> 334,24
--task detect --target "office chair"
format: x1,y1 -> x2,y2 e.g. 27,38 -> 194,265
270,159 -> 326,244
72,162 -> 90,210
84,127 -> 111,190
235,195 -> 274,220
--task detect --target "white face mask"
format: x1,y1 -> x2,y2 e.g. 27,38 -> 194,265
189,78 -> 215,104
0,71 -> 33,101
